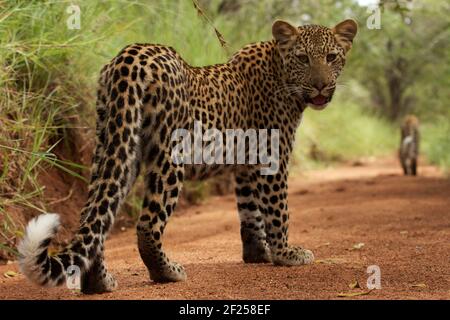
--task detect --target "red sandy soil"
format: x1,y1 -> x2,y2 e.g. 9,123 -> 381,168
0,157 -> 449,300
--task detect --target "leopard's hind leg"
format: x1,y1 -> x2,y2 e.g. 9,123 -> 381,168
137,144 -> 186,282
81,253 -> 117,294
80,57 -> 142,294
79,72 -> 119,294
235,168 -> 271,263
135,80 -> 190,282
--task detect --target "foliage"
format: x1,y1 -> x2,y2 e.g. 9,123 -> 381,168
349,1 -> 450,121
293,99 -> 397,170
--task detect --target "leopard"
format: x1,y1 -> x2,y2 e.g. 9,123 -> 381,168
399,115 -> 420,176
18,19 -> 357,294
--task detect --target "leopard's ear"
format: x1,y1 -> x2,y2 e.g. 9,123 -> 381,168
272,20 -> 299,59
332,19 -> 358,53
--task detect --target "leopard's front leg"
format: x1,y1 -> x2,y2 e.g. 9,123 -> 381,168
257,169 -> 314,266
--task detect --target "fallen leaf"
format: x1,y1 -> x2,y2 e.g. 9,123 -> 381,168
337,290 -> 373,298
315,258 -> 345,264
70,289 -> 82,295
411,283 -> 427,288
349,243 -> 365,251
317,242 -> 331,248
349,280 -> 362,289
15,230 -> 24,237
4,271 -> 18,278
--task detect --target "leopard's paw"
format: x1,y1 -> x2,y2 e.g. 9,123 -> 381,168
81,271 -> 118,294
149,261 -> 187,283
272,246 -> 314,266
243,240 -> 272,263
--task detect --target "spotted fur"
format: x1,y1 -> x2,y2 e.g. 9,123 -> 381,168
18,19 -> 357,293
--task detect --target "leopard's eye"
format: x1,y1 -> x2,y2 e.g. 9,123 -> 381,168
327,53 -> 337,63
296,54 -> 309,64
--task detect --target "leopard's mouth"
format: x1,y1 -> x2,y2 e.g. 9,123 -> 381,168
305,94 -> 331,110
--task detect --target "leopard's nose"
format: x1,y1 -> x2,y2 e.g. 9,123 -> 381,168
313,82 -> 327,91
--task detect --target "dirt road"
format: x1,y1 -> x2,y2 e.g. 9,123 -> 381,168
1,157 -> 449,299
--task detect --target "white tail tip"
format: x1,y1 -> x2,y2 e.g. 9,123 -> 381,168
17,213 -> 60,284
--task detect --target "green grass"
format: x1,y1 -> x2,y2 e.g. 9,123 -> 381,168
422,117 -> 450,174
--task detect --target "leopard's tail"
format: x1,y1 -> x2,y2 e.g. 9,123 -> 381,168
18,52 -> 143,287
17,213 -> 68,286
18,121 -> 141,287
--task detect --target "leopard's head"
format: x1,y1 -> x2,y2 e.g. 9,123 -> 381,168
273,19 -> 357,110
